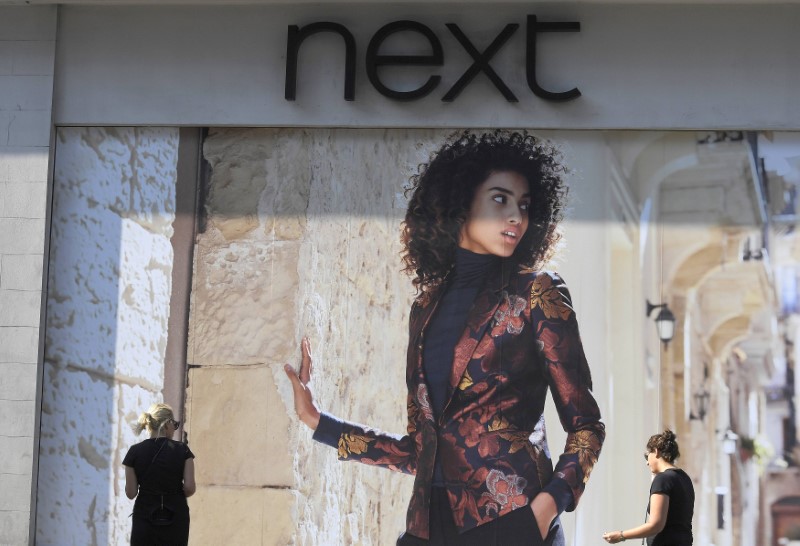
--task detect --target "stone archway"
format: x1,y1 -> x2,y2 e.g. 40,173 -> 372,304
772,496 -> 800,546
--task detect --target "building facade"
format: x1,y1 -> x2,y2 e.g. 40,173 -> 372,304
2,2 -> 800,545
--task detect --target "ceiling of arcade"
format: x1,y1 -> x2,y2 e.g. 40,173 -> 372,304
658,139 -> 776,367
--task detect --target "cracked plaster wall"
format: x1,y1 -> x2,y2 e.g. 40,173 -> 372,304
186,128 -> 450,545
37,127 -> 178,546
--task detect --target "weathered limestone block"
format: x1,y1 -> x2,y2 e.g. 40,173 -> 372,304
290,130 -> 424,544
47,127 -> 176,382
45,200 -> 125,375
38,127 -> 178,546
37,367 -> 116,546
189,128 -> 315,367
202,131 -> 267,240
188,486 -> 294,546
114,218 -> 173,381
54,127 -> 177,237
190,241 -> 300,366
192,128 -> 449,544
186,366 -> 293,487
203,128 -> 311,242
38,377 -> 157,546
263,131 -> 312,241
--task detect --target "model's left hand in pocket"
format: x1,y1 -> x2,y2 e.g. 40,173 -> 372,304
530,492 -> 557,541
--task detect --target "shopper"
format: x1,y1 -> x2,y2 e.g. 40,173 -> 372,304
123,403 -> 196,546
602,430 -> 694,545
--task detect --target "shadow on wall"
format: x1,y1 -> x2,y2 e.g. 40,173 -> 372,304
196,128 -> 782,229
36,127 -> 178,545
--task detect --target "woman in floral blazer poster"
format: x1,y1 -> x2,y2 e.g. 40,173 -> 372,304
285,130 -> 605,545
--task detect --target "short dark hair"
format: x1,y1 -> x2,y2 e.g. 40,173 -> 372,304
401,130 -> 568,294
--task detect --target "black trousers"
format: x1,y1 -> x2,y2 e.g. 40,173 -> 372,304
397,487 -> 564,546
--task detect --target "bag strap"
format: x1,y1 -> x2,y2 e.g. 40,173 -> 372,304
137,438 -> 167,495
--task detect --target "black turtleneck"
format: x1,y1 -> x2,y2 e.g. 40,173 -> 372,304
424,247 -> 499,485
423,247 -> 499,420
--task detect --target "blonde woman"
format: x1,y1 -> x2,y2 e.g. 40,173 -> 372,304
123,403 -> 196,546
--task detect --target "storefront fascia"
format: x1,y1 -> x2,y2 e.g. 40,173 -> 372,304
52,3 -> 800,129
4,1 -> 800,545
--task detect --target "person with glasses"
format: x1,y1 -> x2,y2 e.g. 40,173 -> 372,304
602,430 -> 695,545
285,131 -> 605,545
123,402 -> 196,546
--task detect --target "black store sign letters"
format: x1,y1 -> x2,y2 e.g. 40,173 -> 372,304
285,16 -> 581,102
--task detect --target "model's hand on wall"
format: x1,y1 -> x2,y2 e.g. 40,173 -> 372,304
284,337 -> 321,430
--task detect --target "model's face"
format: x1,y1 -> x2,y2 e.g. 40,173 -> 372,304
459,171 -> 530,257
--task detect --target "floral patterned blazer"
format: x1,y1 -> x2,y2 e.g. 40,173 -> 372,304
318,265 -> 605,539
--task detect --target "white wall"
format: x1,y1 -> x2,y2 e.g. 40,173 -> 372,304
0,6 -> 54,546
541,131 -> 656,544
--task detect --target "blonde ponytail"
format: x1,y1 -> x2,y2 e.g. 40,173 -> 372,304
132,403 -> 174,436
133,411 -> 153,435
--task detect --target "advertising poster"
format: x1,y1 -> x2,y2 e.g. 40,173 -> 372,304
36,127 -> 799,545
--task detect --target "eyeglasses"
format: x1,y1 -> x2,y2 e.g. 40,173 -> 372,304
643,451 -> 651,461
169,419 -> 181,428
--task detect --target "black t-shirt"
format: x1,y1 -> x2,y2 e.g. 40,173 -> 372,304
647,468 -> 695,546
123,438 -> 195,496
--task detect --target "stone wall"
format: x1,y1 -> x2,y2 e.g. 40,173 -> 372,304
36,127 -> 178,545
0,6 -> 55,545
186,128 -> 448,545
30,126 -> 623,545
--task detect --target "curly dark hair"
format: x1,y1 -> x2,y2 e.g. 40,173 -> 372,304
401,130 -> 568,294
646,429 -> 681,463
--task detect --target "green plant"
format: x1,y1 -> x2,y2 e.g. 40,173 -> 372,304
739,435 -> 774,474
740,436 -> 755,453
